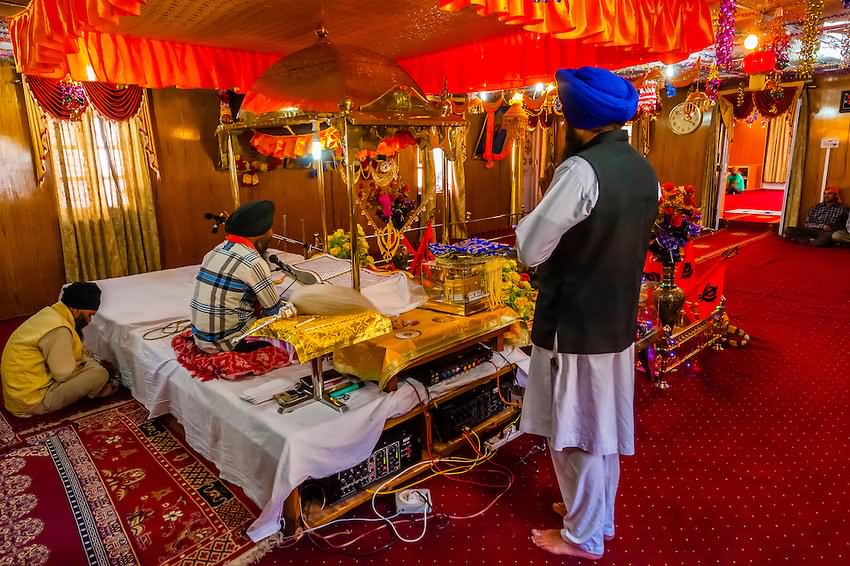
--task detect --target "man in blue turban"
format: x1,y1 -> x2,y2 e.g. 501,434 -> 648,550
516,67 -> 660,560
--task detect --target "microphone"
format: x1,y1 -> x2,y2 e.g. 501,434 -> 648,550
269,255 -> 317,285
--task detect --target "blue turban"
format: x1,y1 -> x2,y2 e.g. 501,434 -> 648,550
555,67 -> 638,130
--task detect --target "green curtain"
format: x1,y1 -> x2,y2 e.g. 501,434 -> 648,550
783,90 -> 808,230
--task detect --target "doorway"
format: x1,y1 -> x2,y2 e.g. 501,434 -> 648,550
715,98 -> 801,232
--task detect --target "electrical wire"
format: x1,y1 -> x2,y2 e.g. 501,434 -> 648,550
142,319 -> 191,340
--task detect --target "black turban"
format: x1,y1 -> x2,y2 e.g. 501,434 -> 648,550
61,282 -> 102,311
225,200 -> 275,237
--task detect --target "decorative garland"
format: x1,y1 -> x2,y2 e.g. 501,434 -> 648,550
481,99 -> 516,167
716,0 -> 737,71
799,0 -> 824,79
59,77 -> 87,121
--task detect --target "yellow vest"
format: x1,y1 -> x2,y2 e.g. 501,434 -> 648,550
1,302 -> 83,413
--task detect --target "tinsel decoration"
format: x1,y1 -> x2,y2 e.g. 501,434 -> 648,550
665,82 -> 677,98
59,78 -> 87,121
706,63 -> 721,101
736,82 -> 746,107
716,0 -> 737,70
746,108 -> 760,126
842,27 -> 850,68
770,10 -> 791,70
767,70 -> 786,100
798,0 -> 824,79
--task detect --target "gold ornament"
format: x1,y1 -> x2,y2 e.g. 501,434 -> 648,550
736,82 -> 746,107
798,0 -> 824,79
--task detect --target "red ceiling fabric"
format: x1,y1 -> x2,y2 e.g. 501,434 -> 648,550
400,31 -> 703,94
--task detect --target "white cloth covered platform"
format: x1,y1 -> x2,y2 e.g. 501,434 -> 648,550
84,259 -> 527,541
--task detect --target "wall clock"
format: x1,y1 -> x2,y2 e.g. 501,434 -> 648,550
668,102 -> 703,135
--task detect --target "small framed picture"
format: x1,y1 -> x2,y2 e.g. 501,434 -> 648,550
840,91 -> 850,113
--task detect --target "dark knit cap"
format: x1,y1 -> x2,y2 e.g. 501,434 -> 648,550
61,282 -> 102,311
225,200 -> 276,237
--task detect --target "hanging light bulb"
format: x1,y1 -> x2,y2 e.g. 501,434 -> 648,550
665,65 -> 677,79
744,33 -> 760,50
534,82 -> 545,94
510,91 -> 524,104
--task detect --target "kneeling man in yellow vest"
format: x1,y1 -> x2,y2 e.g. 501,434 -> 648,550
1,282 -> 118,417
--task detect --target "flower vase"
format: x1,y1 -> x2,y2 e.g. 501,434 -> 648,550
654,264 -> 685,329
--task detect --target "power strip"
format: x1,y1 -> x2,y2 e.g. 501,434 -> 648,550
395,489 -> 433,515
484,422 -> 524,452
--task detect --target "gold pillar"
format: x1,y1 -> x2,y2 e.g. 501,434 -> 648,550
442,143 -> 450,244
502,102 -> 528,218
226,135 -> 241,208
315,149 -> 328,251
340,113 -> 361,290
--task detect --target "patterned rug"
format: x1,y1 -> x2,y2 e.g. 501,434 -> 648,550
1,400 -> 269,566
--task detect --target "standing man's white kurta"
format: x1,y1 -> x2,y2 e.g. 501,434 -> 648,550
516,156 -> 638,456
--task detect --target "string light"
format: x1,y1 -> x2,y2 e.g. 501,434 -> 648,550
798,0 -> 824,79
716,0 -> 737,70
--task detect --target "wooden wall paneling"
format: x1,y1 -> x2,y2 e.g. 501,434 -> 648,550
0,62 -> 65,319
464,114 -> 512,237
646,91 -> 715,199
801,74 -> 850,225
149,88 -> 234,269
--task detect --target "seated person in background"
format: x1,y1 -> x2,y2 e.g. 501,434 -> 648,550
832,211 -> 850,246
1,282 -> 117,417
190,200 -> 282,353
726,167 -> 745,195
783,186 -> 848,246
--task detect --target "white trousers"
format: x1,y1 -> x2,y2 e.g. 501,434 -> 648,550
549,443 -> 620,556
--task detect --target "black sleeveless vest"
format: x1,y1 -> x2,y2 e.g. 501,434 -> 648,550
530,129 -> 658,354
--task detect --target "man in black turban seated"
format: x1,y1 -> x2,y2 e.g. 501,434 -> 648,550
1,282 -> 117,416
516,67 -> 659,560
190,200 -> 283,353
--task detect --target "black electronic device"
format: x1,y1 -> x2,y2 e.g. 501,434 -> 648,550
431,377 -> 512,443
308,418 -> 423,504
403,344 -> 493,387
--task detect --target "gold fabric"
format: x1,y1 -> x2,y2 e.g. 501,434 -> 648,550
784,91 -> 808,229
699,110 -> 721,229
22,78 -> 49,184
422,142 -> 438,224
333,306 -> 519,389
247,311 -> 392,363
46,99 -> 161,281
448,125 -> 468,239
764,115 -> 792,184
716,96 -> 735,141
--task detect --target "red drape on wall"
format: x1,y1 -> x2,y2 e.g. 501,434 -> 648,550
26,75 -> 144,121
723,87 -> 799,120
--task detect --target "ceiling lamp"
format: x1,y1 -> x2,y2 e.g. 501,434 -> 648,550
744,34 -> 760,50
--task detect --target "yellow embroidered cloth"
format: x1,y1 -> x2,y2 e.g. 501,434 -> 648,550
333,307 -> 519,389
247,311 -> 392,363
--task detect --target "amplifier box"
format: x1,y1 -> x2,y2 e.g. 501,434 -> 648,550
404,344 -> 493,388
431,377 -> 512,443
308,418 -> 422,504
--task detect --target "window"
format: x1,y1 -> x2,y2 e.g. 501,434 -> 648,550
49,112 -> 128,210
415,148 -> 455,195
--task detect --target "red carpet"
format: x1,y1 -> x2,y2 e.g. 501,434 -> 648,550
3,237 -> 850,565
0,399 -> 264,566
256,236 -> 850,565
723,189 -> 784,225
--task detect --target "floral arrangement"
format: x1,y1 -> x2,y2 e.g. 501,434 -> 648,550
326,225 -> 375,269
649,183 -> 702,264
357,169 -> 417,229
500,259 -> 536,321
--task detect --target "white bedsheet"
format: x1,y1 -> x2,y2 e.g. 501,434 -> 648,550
84,261 -> 527,541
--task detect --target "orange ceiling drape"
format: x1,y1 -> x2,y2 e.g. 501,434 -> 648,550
9,0 -> 278,90
10,0 -> 714,94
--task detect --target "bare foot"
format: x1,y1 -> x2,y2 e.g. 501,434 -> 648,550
531,529 -> 603,560
95,381 -> 119,398
551,503 -> 615,541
